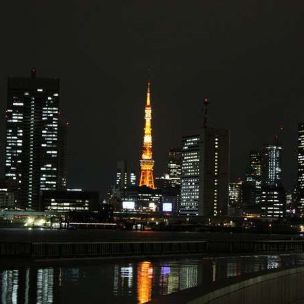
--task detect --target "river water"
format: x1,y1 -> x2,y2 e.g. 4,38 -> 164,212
1,254 -> 304,304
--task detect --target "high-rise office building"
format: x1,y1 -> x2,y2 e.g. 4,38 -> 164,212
115,160 -> 136,190
139,82 -> 155,189
168,148 -> 182,188
180,96 -> 230,217
247,151 -> 262,180
296,122 -> 304,216
180,128 -> 229,217
4,69 -> 65,210
260,144 -> 285,218
180,135 -> 200,215
261,145 -> 282,185
57,119 -> 68,190
229,180 -> 242,209
228,180 -> 242,216
242,151 -> 262,210
199,127 -> 230,217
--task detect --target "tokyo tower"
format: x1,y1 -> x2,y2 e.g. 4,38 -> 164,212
139,81 -> 155,189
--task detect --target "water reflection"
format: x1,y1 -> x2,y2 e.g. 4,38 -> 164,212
1,254 -> 304,304
1,268 -> 58,304
1,270 -> 19,304
137,262 -> 153,304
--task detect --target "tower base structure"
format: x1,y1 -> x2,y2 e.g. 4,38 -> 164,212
139,159 -> 155,189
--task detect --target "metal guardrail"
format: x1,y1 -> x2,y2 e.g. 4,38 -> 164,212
207,240 -> 304,253
0,241 -> 208,258
2,239 -> 304,259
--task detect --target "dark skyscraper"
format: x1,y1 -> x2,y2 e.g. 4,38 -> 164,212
199,127 -> 230,217
247,151 -> 262,183
296,122 -> 304,216
4,70 -> 63,210
241,151 -> 262,210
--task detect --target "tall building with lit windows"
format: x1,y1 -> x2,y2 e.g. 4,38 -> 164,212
180,135 -> 200,215
180,128 -> 229,217
242,150 -> 262,210
199,127 -> 230,217
261,145 -> 282,186
296,122 -> 304,216
168,148 -> 182,188
260,144 -> 285,218
115,160 -> 137,190
229,180 -> 242,209
4,69 -> 64,210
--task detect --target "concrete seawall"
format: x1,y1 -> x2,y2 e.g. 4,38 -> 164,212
188,266 -> 304,304
2,239 -> 304,259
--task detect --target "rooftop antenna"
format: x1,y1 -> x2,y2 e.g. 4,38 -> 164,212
203,96 -> 209,128
31,68 -> 37,78
274,125 -> 284,146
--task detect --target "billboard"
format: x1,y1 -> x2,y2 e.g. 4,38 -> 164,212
163,202 -> 172,212
123,201 -> 135,210
149,202 -> 156,212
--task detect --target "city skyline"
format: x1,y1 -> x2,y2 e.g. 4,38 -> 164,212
1,3 -> 304,303
0,69 -> 303,197
0,1 -> 304,197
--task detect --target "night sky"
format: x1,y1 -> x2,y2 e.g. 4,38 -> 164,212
1,1 -> 304,196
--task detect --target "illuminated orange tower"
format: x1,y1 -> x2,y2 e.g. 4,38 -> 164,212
139,81 -> 155,189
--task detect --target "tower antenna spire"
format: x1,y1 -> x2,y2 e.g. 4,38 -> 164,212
146,81 -> 151,106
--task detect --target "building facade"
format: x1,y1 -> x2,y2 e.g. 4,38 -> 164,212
228,181 -> 242,209
41,190 -> 99,213
0,188 -> 15,209
260,144 -> 285,218
120,186 -> 162,213
5,70 -> 65,210
115,160 -> 136,190
261,145 -> 282,185
180,135 -> 200,215
241,150 -> 262,211
167,148 -> 182,188
260,185 -> 285,218
297,122 -> 304,216
199,127 -> 230,217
